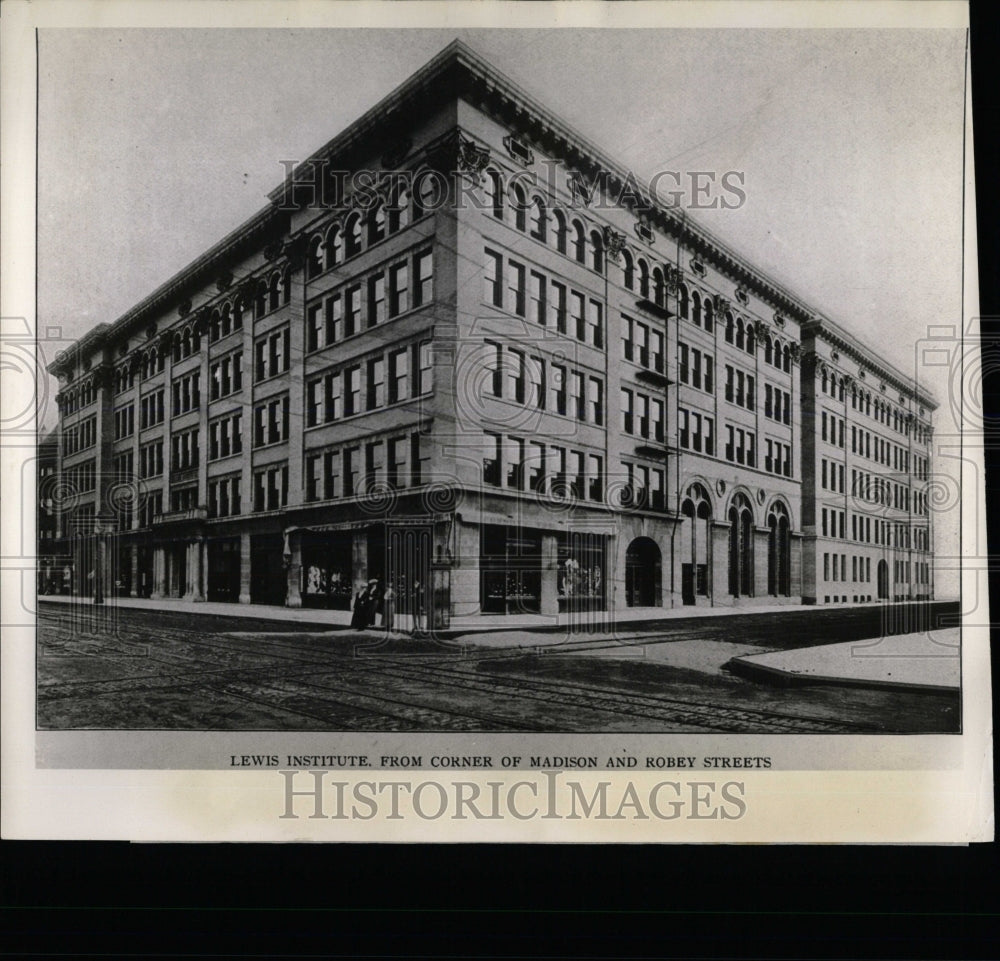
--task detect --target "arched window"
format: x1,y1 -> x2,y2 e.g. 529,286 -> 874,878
182,328 -> 192,358
735,317 -> 745,351
511,183 -> 527,232
220,303 -> 233,338
209,310 -> 221,343
254,280 -> 268,319
171,334 -> 181,364
529,196 -> 547,241
389,186 -> 411,233
485,169 -> 503,220
622,248 -> 635,291
703,296 -> 714,332
551,209 -> 567,254
680,482 -> 713,604
325,224 -> 343,269
637,259 -> 650,299
767,502 -> 791,597
678,283 -> 689,319
282,268 -> 291,306
728,492 -> 754,598
590,230 -> 605,274
764,334 -> 773,366
724,311 -> 734,344
691,290 -> 702,328
746,322 -> 755,354
571,220 -> 587,264
782,345 -> 790,373
651,266 -> 664,305
306,235 -> 323,280
345,212 -> 363,258
368,202 -> 386,245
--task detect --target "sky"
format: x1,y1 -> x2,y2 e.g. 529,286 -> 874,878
34,26 -> 969,590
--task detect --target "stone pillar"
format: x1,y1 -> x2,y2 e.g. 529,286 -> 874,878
540,533 -> 558,616
152,546 -> 166,598
790,532 -> 804,601
711,520 -> 731,606
238,532 -> 252,604
451,519 -> 480,617
189,538 -> 205,602
286,530 -> 302,608
753,526 -> 770,600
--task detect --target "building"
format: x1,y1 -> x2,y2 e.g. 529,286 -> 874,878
45,40 -> 936,622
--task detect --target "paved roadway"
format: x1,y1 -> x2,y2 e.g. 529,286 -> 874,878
36,602 -> 959,734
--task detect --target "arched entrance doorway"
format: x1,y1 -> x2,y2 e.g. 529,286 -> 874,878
625,537 -> 661,607
767,502 -> 791,597
680,483 -> 712,605
728,493 -> 754,598
877,559 -> 889,600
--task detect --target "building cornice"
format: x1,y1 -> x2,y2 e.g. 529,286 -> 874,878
802,317 -> 938,411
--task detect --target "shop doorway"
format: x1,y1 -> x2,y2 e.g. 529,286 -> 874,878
625,536 -> 661,607
250,533 -> 285,605
207,538 -> 241,602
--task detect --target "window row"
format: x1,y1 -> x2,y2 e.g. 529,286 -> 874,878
821,507 -> 846,539
679,408 -> 714,456
623,388 -> 664,442
65,460 -> 96,493
171,429 -> 199,472
678,342 -> 713,392
170,486 -> 198,513
304,188 -> 429,281
253,463 -> 289,513
724,425 -> 756,468
484,248 -> 604,349
64,417 -> 96,455
171,371 -> 201,416
821,410 -> 845,448
305,432 -> 431,503
622,462 -> 668,512
139,440 -> 164,479
724,365 -> 755,411
623,315 -> 666,374
722,313 -> 757,357
208,412 -> 243,461
254,395 -> 290,448
482,432 -> 605,502
484,341 -> 603,423
764,439 -> 792,477
824,553 -> 870,584
208,475 -> 241,518
306,249 -> 433,353
210,351 -> 243,400
114,405 -> 134,441
140,492 -> 162,528
821,458 -> 845,494
254,326 -> 290,382
140,389 -> 165,430
306,341 -> 433,428
60,382 -> 97,413
764,384 -> 791,425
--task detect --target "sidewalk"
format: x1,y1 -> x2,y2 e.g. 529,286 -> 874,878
725,630 -> 960,693
37,592 -> 840,636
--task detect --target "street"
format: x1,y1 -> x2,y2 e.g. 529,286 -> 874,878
36,602 -> 960,734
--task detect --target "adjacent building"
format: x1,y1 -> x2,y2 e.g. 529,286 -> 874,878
45,41 -> 936,623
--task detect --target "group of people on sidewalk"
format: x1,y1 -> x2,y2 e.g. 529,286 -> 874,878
349,578 -> 425,634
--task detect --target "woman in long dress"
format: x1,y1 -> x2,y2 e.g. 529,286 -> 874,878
350,583 -> 370,629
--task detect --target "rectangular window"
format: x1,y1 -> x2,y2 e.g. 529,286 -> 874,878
571,291 -> 586,341
344,366 -> 360,416
652,330 -> 665,374
483,432 -> 501,486
367,357 -> 385,410
550,281 -> 567,333
530,271 -> 546,325
508,260 -> 526,316
417,342 -> 433,395
550,364 -> 567,415
506,437 -> 524,490
508,348 -> 525,404
367,273 -> 386,327
527,356 -> 545,409
680,408 -> 690,450
622,388 -> 634,434
388,436 -> 409,489
344,286 -> 361,337
623,316 -> 634,362
389,262 -> 409,316
485,249 -> 503,307
414,250 -> 433,306
588,299 -> 603,348
588,454 -> 603,501
326,293 -> 343,344
389,349 -> 409,404
679,343 -> 689,384
589,377 -> 603,426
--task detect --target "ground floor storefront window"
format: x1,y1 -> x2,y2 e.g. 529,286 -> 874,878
480,525 -> 541,614
558,531 -> 606,612
300,531 -> 354,609
207,537 -> 240,602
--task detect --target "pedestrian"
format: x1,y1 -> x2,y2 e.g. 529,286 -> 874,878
365,578 -> 381,629
381,582 -> 395,633
411,580 -> 425,634
350,582 -> 370,629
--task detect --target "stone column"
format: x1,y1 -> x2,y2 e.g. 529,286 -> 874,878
540,533 -> 558,616
189,538 -> 205,602
238,532 -> 252,604
285,530 -> 302,608
711,520 -> 731,606
753,526 -> 770,600
451,519 -> 480,617
152,546 -> 166,598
